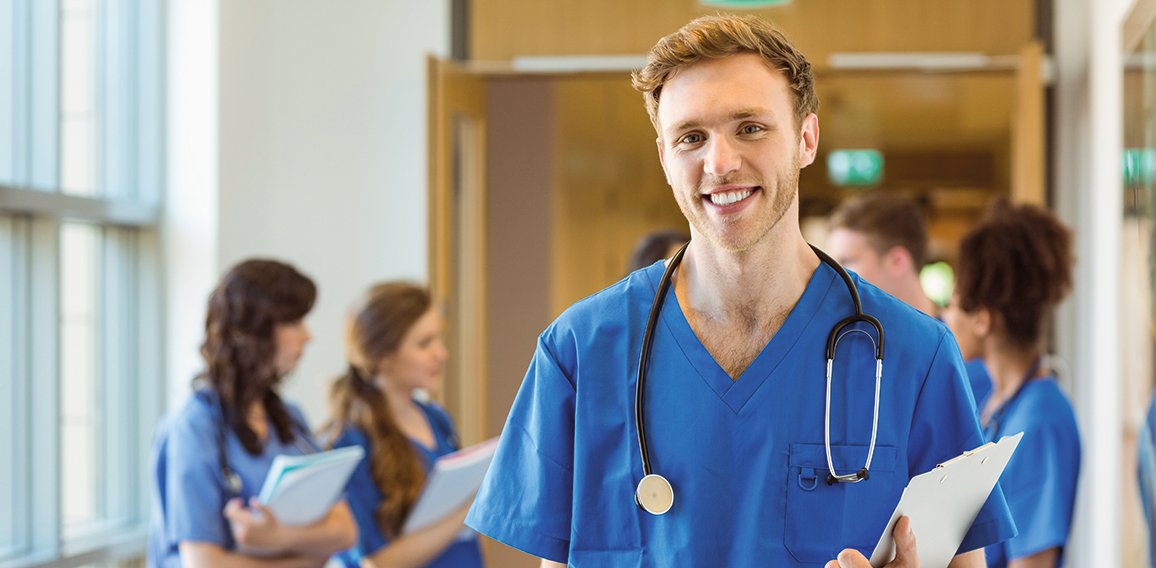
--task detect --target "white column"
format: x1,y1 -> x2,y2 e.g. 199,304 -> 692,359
1053,0 -> 1130,565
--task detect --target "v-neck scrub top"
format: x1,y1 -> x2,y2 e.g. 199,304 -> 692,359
147,389 -> 317,568
332,400 -> 484,568
465,261 -> 1017,566
981,377 -> 1079,568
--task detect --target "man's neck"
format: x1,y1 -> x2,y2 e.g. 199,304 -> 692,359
893,274 -> 938,318
672,226 -> 819,379
677,234 -> 817,322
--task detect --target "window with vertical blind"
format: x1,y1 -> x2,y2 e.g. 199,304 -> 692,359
0,1 -> 164,566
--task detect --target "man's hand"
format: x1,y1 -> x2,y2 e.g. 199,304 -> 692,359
826,516 -> 918,568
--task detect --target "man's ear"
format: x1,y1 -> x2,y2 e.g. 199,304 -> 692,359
656,137 -> 671,185
883,246 -> 914,277
974,307 -> 993,338
798,113 -> 820,168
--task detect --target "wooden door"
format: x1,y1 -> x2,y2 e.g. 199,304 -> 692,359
427,56 -> 487,447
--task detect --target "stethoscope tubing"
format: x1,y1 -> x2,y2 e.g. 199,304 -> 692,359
635,242 -> 688,478
209,392 -> 317,497
634,242 -> 885,513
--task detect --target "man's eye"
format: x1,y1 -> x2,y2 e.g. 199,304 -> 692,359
741,124 -> 762,134
681,133 -> 704,144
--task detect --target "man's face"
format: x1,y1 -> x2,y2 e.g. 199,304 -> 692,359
826,227 -> 891,292
655,53 -> 817,253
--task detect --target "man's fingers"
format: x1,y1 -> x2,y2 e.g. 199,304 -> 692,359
888,516 -> 918,568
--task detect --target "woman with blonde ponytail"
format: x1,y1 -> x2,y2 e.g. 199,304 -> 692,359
326,282 -> 483,568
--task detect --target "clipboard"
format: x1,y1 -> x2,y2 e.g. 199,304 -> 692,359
868,432 -> 1022,568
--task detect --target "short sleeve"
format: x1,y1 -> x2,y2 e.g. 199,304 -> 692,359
1001,402 -> 1079,560
465,335 -> 576,563
909,333 -> 1018,553
332,427 -> 389,557
164,408 -> 230,547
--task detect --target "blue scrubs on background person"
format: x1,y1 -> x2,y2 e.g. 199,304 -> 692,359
981,377 -> 1079,568
1139,396 -> 1156,567
465,261 -> 1016,566
148,389 -> 318,567
332,399 -> 483,568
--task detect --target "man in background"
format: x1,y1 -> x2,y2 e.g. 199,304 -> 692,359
827,192 -> 992,406
827,193 -> 938,317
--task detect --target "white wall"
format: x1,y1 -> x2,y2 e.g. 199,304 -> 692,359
165,0 -> 219,411
168,0 -> 450,425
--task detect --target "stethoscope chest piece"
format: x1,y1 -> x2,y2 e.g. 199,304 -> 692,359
224,469 -> 243,495
636,474 -> 674,515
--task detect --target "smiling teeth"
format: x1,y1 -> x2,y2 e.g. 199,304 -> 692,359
710,190 -> 753,206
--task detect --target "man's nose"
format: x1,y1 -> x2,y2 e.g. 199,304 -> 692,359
704,136 -> 741,177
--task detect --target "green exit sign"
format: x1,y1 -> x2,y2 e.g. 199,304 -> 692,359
699,0 -> 793,7
827,149 -> 883,187
1124,148 -> 1156,187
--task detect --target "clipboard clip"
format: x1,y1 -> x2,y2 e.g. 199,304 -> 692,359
935,441 -> 996,469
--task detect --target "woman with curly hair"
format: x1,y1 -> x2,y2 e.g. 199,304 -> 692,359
148,259 -> 357,568
943,201 -> 1080,568
325,282 -> 483,568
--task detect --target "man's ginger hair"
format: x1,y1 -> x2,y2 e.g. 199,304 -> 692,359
631,14 -> 818,134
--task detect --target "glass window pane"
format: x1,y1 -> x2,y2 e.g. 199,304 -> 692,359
60,0 -> 97,196
60,222 -> 103,528
0,216 -> 19,557
0,0 -> 14,185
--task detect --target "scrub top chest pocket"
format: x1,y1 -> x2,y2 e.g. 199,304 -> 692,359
785,443 -> 900,564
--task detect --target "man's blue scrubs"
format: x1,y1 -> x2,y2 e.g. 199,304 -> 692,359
982,377 -> 1079,568
466,260 -> 1016,566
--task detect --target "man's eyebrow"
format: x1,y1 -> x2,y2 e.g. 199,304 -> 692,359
668,108 -> 773,134
730,108 -> 771,120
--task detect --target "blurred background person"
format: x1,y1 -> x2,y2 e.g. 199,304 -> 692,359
626,228 -> 690,274
827,192 -> 937,317
828,192 -> 992,407
1139,396 -> 1156,567
942,201 -> 1080,568
148,259 -> 357,568
325,282 -> 483,568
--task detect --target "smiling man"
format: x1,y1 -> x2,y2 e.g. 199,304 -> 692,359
466,15 -> 1015,567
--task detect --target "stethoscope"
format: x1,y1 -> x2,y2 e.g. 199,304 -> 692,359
202,391 -> 318,496
633,242 -> 886,515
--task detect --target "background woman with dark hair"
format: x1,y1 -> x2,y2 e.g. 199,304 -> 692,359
942,201 -> 1080,568
148,259 -> 357,568
326,282 -> 483,568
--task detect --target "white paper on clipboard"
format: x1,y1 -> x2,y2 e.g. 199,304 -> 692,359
868,432 -> 1022,568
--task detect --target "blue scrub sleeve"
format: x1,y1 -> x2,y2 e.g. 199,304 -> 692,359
909,333 -> 1017,553
1001,417 -> 1075,560
465,337 -> 575,563
164,408 -> 230,547
332,428 -> 389,557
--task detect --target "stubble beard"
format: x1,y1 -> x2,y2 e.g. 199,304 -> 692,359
676,153 -> 801,254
